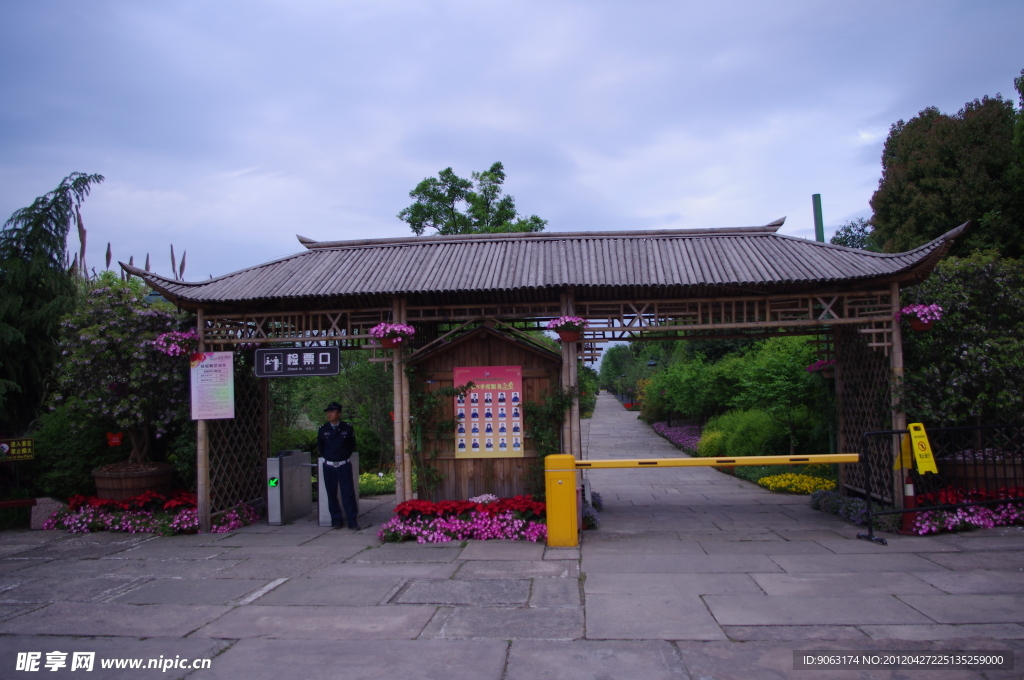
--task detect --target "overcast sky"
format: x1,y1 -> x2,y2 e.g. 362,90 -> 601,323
1,1 -> 1021,281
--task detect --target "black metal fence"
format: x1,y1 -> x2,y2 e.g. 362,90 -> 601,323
857,424 -> 1024,545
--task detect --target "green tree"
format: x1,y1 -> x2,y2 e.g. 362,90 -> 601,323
0,172 -> 104,435
830,217 -> 879,251
870,74 -> 1024,257
901,252 -> 1024,426
398,162 -> 547,235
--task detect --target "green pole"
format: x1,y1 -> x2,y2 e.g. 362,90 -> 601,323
812,194 -> 825,242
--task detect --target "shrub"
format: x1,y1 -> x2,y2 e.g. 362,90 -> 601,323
809,489 -> 901,532
696,431 -> 725,458
28,404 -> 125,500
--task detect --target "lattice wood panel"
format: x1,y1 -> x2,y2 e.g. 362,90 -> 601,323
835,324 -> 893,502
208,370 -> 266,512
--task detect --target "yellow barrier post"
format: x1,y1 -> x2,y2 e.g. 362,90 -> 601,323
545,454 -> 579,547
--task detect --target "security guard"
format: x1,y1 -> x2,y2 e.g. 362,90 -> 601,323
317,401 -> 362,530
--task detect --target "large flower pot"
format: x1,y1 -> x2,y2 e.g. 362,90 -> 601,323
557,330 -> 581,342
92,463 -> 176,500
909,318 -> 933,331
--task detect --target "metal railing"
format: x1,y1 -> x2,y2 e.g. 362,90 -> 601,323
857,424 -> 1024,545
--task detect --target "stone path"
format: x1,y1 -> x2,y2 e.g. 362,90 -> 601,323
0,392 -> 1022,679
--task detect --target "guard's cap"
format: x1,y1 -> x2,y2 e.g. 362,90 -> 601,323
324,401 -> 342,412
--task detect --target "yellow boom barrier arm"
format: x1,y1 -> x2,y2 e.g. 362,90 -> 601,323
544,453 -> 859,547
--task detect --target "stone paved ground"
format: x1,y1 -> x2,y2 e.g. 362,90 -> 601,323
1,392 -> 1022,679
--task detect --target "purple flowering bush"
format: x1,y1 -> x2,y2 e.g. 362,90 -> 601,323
54,278 -> 192,464
651,422 -> 700,452
912,504 -> 1024,535
43,501 -> 263,536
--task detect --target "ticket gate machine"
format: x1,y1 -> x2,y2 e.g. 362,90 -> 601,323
267,450 -> 312,525
317,453 -> 360,527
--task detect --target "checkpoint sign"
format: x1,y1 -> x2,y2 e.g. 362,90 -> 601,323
908,422 -> 938,474
255,347 -> 340,378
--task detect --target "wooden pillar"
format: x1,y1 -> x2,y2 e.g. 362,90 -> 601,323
391,297 -> 407,504
890,281 -> 907,509
399,299 -> 413,499
559,290 -> 581,458
195,308 -> 211,532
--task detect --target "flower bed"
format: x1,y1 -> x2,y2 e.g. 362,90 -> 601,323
758,473 -> 835,494
809,490 -> 901,532
43,490 -> 263,536
912,504 -> 1024,535
651,422 -> 700,452
378,494 -> 547,543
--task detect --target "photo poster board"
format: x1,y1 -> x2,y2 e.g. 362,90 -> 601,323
190,352 -> 235,420
453,365 -> 523,459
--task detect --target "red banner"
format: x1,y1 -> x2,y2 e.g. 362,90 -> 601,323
453,366 -> 523,458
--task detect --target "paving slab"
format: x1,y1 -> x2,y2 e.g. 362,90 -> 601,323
458,540 -> 544,561
860,623 -> 1024,640
583,572 -> 761,596
13,541 -> 136,560
108,559 -> 242,579
191,604 -> 436,640
943,536 -> 1024,551
309,560 -> 458,578
772,529 -> 852,541
213,532 -> 321,547
252,576 -> 400,606
110,578 -> 268,605
697,540 -> 831,555
750,572 -> 942,596
11,558 -> 120,579
351,545 -> 463,563
0,602 -> 231,637
0,544 -> 39,557
192,638 -> 508,680
816,536 -> 961,553
0,557 -> 50,573
911,569 -> 1024,594
0,603 -> 44,622
213,557 -> 331,579
769,553 -> 949,573
581,539 -> 705,555
0,531 -> 64,545
722,625 -> 868,641
704,594 -> 934,626
586,592 -> 726,640
0,635 -> 232,680
529,578 -> 580,607
921,551 -> 1024,571
896,594 -> 1024,624
456,559 -> 578,579
0,575 -> 142,603
103,543 -> 233,560
442,606 -> 583,639
506,640 -> 685,680
210,544 -> 366,561
397,579 -> 530,605
543,547 -> 580,560
582,553 -> 782,573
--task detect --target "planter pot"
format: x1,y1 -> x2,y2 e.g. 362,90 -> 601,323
909,318 -> 933,331
821,369 -> 835,379
380,337 -> 400,349
92,463 -> 176,500
557,330 -> 581,342
937,460 -> 1023,493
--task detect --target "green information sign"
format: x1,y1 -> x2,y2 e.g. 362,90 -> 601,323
0,438 -> 34,461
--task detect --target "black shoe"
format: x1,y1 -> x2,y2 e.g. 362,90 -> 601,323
350,523 -> 370,531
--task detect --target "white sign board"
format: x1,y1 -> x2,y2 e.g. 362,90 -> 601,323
190,352 -> 235,420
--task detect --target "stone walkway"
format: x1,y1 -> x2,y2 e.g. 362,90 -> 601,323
0,392 -> 1021,679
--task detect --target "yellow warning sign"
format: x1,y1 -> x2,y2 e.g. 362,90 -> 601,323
894,434 -> 913,470
908,423 -> 938,474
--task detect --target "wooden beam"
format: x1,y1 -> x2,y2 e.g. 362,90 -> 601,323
195,308 -> 211,533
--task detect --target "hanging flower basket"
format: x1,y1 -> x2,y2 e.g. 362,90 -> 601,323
896,304 -> 942,331
806,358 -> 835,379
546,316 -> 587,342
369,323 -> 415,348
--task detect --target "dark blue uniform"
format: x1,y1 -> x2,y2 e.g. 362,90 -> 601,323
317,420 -> 358,527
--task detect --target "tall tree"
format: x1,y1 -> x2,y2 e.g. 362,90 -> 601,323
0,172 -> 104,435
398,162 -> 547,235
870,73 -> 1024,257
829,217 -> 879,251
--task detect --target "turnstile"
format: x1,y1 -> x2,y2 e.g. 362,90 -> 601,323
266,450 -> 312,525
317,453 -> 360,527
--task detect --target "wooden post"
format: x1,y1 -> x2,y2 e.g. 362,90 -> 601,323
392,297 -> 407,504
195,308 -> 211,532
559,292 -> 572,455
890,281 -> 907,509
399,299 -> 413,500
